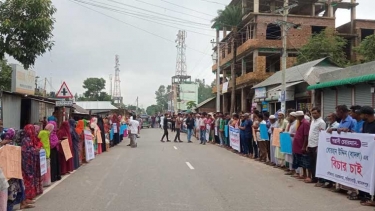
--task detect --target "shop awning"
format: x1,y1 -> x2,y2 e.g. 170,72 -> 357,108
267,81 -> 304,92
307,74 -> 375,90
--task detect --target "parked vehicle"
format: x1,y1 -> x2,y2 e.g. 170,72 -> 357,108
140,114 -> 151,128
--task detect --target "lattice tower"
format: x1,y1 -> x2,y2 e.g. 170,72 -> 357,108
175,30 -> 187,79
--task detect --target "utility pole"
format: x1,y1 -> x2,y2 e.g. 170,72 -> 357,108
216,29 -> 221,113
136,96 -> 139,115
275,0 -> 298,114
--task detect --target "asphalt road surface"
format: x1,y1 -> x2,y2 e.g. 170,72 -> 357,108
33,128 -> 372,211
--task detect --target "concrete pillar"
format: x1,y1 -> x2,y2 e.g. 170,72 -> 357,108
254,0 -> 259,13
241,88 -> 248,112
253,50 -> 258,72
242,58 -> 246,75
311,4 -> 315,16
327,3 -> 334,17
223,27 -> 227,38
350,0 -> 356,34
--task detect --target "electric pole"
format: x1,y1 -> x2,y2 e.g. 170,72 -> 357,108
216,29 -> 221,113
275,0 -> 298,114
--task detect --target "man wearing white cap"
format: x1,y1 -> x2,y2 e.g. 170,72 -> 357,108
275,112 -> 288,168
268,115 -> 277,166
285,112 -> 298,175
292,111 -> 310,180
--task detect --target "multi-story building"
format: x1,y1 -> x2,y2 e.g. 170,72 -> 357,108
212,0 -> 373,113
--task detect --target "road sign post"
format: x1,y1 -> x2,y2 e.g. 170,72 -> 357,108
56,82 -> 73,122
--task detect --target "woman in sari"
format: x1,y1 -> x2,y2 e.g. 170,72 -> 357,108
75,120 -> 84,165
21,125 -> 38,202
49,121 -> 61,182
57,121 -> 74,175
112,114 -> 120,146
98,117 -> 106,152
32,125 -> 43,196
69,119 -> 80,169
39,124 -> 53,186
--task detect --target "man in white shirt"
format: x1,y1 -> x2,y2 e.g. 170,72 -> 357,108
306,107 -> 326,184
128,115 -> 140,148
160,115 -> 165,130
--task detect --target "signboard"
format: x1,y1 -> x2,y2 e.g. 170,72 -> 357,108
84,130 -> 95,161
177,83 -> 199,111
222,82 -> 229,94
316,132 -> 375,195
254,87 -> 266,98
56,82 -> 73,98
261,101 -> 268,111
56,101 -> 73,107
229,126 -> 240,152
39,149 -> 47,176
10,64 -> 36,95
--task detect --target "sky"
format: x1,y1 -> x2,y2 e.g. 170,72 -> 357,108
7,0 -> 373,108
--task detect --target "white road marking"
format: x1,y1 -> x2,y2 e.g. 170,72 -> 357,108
185,162 -> 195,170
35,171 -> 74,201
174,146 -> 178,150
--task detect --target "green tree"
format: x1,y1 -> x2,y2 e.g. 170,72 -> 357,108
155,85 -> 168,111
83,78 -> 106,99
212,5 -> 243,113
98,92 -> 111,101
297,28 -> 349,67
356,34 -> 375,63
196,79 -> 214,104
146,104 -> 160,115
0,0 -> 56,68
0,59 -> 12,91
186,101 -> 197,109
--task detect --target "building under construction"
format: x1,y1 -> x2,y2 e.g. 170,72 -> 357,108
212,0 -> 374,113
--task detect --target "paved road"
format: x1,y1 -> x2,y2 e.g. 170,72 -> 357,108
33,128 -> 372,211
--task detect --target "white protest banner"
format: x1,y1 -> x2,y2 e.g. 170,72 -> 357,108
84,130 -> 95,161
214,127 -> 218,136
39,149 -> 47,176
206,124 -> 210,142
229,126 -> 240,152
316,131 -> 375,195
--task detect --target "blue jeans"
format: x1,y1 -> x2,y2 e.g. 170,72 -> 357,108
200,129 -> 206,143
187,129 -> 193,142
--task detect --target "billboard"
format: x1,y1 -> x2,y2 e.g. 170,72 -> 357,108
177,83 -> 198,111
10,64 -> 36,95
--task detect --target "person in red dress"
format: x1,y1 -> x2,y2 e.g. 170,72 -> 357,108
57,121 -> 74,175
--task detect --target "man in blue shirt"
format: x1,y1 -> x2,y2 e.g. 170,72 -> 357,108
47,111 -> 58,122
328,105 -> 356,133
350,105 -> 364,133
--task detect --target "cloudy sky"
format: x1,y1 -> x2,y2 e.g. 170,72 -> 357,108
8,0 -> 373,108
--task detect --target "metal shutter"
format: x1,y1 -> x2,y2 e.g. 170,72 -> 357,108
30,100 -> 40,124
323,89 -> 335,118
337,86 -> 352,106
355,84 -> 372,107
3,94 -> 21,129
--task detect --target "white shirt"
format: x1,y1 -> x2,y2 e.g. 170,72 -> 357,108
256,120 -> 266,142
129,120 -> 139,134
308,117 -> 326,147
326,121 -> 339,131
160,116 -> 165,126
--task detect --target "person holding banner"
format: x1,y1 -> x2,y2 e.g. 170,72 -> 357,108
239,113 -> 252,157
253,114 -> 267,162
275,112 -> 288,168
57,121 -> 74,175
268,115 -> 278,166
284,112 -> 297,175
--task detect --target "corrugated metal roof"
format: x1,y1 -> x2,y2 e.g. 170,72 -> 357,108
252,58 -> 338,88
73,104 -> 89,114
195,97 -> 215,109
307,74 -> 375,90
75,101 -> 118,110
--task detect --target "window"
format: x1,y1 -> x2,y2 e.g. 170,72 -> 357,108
312,26 -> 326,35
227,42 -> 232,54
266,24 -> 281,40
361,29 -> 374,41
266,55 -> 281,72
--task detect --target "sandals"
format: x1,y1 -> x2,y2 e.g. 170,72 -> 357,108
304,178 -> 314,183
360,200 -> 375,206
347,192 -> 360,200
21,204 -> 35,209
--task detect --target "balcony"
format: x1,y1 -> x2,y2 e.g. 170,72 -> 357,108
212,71 -> 274,93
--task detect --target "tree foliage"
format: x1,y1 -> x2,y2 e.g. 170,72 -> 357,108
80,78 -> 111,101
196,79 -> 214,104
155,85 -> 168,111
146,104 -> 160,115
0,59 -> 12,91
0,0 -> 56,68
186,101 -> 197,109
356,34 -> 375,63
297,29 -> 349,67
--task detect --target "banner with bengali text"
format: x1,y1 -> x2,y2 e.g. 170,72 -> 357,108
229,126 -> 240,152
316,131 -> 375,195
39,149 -> 47,176
84,130 -> 95,161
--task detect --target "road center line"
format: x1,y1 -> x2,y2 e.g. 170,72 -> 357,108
186,162 -> 195,170
174,146 -> 178,150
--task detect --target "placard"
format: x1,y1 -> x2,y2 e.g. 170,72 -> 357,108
260,124 -> 269,140
39,149 -> 47,175
0,145 -> 22,180
272,128 -> 282,147
229,126 -> 240,152
316,132 -> 375,195
280,133 -> 292,154
84,130 -> 95,161
60,139 -> 72,161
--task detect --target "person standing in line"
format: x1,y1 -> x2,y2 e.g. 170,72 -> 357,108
160,113 -> 171,142
267,115 -> 278,166
350,105 -> 364,133
47,111 -> 58,122
214,113 -> 220,144
263,112 -> 271,163
254,114 -> 267,162
174,113 -> 183,142
219,113 -> 225,146
275,112 -> 288,168
186,113 -> 195,143
292,111 -> 310,180
305,107 -> 326,184
251,112 -> 259,159
284,112 -> 298,175
200,112 -> 207,145
224,113 -> 231,148
239,113 -> 252,157
195,114 -> 201,140
128,115 -> 140,148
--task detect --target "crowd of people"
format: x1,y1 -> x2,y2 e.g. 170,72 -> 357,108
153,104 -> 375,207
0,112 -> 140,211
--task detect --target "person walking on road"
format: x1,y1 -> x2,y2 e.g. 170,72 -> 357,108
128,115 -> 140,148
160,114 -> 170,142
186,113 -> 194,143
174,113 -> 183,142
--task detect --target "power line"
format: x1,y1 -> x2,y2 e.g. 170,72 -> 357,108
72,0 -> 214,36
134,0 -> 212,21
160,0 -> 215,17
199,0 -> 226,6
108,0 -> 211,26
69,0 -> 211,55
